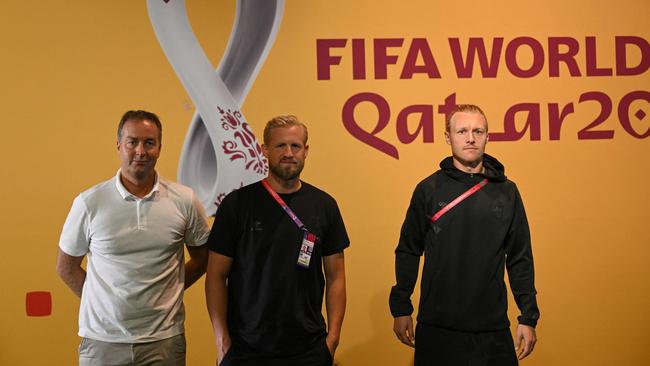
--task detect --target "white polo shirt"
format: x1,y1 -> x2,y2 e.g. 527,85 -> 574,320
59,171 -> 210,343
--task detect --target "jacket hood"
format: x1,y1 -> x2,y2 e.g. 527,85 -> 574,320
440,153 -> 507,183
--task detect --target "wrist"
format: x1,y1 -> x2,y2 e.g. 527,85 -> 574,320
215,332 -> 231,344
326,333 -> 340,345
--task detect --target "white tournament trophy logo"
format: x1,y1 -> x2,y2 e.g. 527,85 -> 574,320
147,0 -> 284,215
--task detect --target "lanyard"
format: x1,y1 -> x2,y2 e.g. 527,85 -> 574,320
261,179 -> 305,230
431,179 -> 488,223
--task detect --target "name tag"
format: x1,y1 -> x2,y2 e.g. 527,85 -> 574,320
297,231 -> 317,268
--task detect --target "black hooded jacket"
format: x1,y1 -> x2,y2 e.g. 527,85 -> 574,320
389,154 -> 539,331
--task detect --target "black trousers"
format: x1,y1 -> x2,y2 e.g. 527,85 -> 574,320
415,323 -> 518,366
219,341 -> 333,366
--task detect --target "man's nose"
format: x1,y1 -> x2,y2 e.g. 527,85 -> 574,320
467,132 -> 476,143
135,142 -> 146,154
282,146 -> 293,157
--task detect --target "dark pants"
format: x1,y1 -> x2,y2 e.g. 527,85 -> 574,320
219,341 -> 332,366
415,324 -> 518,366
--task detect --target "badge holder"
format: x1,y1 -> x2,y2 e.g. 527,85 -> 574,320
296,231 -> 316,268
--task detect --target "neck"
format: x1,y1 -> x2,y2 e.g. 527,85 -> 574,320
266,174 -> 301,194
452,157 -> 485,174
120,171 -> 156,198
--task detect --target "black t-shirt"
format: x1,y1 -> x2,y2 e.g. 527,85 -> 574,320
208,181 -> 350,356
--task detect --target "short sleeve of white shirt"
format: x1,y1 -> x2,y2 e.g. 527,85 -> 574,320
183,190 -> 210,247
59,195 -> 91,257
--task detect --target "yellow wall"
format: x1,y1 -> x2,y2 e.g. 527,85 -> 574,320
1,1 -> 648,365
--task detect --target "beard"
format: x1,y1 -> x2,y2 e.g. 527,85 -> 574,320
128,161 -> 155,181
132,168 -> 150,181
269,159 -> 304,181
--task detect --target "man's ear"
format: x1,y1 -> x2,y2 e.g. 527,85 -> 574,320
304,144 -> 309,158
261,144 -> 268,158
444,131 -> 451,145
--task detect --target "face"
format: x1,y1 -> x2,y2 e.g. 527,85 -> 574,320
117,119 -> 161,182
262,125 -> 308,181
445,111 -> 488,167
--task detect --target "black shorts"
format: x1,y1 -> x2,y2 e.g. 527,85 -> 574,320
414,323 -> 518,366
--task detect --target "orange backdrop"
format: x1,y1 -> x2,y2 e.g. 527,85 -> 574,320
1,1 -> 648,365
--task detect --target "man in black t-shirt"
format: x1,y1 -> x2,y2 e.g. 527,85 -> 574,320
206,115 -> 350,366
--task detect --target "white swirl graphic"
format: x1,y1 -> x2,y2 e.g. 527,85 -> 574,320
147,0 -> 284,215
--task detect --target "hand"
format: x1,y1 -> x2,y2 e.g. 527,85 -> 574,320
515,324 -> 537,360
325,334 -> 339,358
216,336 -> 231,365
393,315 -> 415,348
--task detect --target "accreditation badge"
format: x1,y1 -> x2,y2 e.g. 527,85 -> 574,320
297,231 -> 317,268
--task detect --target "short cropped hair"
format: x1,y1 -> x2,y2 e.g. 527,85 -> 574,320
446,104 -> 488,132
263,115 -> 308,145
117,110 -> 163,143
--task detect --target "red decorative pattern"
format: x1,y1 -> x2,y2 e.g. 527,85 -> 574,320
215,182 -> 245,207
219,107 -> 268,175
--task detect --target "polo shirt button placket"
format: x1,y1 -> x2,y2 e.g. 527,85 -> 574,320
136,199 -> 143,230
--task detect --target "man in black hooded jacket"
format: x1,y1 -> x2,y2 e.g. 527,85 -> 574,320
390,104 -> 539,365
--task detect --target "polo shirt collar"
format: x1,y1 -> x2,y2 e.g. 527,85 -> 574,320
114,169 -> 160,200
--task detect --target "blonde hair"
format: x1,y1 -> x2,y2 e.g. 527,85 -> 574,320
446,104 -> 488,132
263,115 -> 308,145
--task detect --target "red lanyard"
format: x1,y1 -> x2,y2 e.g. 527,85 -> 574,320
261,179 -> 305,230
430,179 -> 488,222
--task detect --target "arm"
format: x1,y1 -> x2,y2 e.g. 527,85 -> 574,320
56,249 -> 86,298
323,252 -> 346,357
505,187 -> 540,359
205,251 -> 233,365
57,195 -> 91,298
184,190 -> 211,290
390,183 -> 428,346
184,244 -> 209,289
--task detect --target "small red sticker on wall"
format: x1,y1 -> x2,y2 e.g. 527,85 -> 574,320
26,291 -> 52,317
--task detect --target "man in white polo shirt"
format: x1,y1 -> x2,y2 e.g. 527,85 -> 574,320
57,110 -> 210,366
